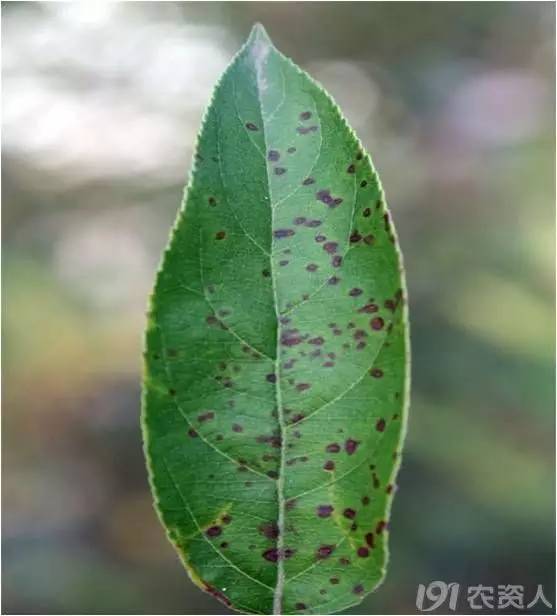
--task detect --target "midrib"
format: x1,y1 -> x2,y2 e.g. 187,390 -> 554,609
250,39 -> 287,615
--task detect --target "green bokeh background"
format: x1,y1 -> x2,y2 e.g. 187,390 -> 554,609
2,2 -> 554,614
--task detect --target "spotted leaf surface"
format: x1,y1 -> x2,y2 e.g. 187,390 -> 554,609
142,24 -> 409,616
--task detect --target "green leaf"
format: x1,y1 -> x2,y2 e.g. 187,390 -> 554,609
142,24 -> 410,616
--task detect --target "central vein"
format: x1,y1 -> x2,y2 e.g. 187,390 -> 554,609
247,30 -> 287,614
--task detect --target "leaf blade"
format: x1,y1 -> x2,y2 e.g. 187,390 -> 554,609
142,23 -> 410,615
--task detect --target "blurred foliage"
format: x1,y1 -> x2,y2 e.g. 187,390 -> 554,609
2,2 -> 554,614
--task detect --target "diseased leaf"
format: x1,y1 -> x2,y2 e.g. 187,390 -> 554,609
142,24 -> 410,616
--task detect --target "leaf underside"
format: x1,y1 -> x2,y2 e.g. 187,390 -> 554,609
142,24 -> 410,616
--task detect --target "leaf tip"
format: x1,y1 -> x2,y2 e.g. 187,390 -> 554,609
247,22 -> 273,48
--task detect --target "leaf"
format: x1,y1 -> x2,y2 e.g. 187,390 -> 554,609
142,24 -> 410,616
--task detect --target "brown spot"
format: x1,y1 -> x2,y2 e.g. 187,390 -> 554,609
317,505 -> 333,518
315,234 -> 326,243
206,526 -> 222,538
332,255 -> 342,267
268,150 -> 280,161
188,428 -> 198,438
349,288 -> 363,297
197,411 -> 215,422
273,229 -> 295,239
371,317 -> 385,330
316,545 -> 335,558
386,484 -> 394,494
345,439 -> 359,455
204,584 -> 231,607
300,111 -> 312,120
349,231 -> 362,243
245,122 -> 258,131
296,383 -> 310,392
376,418 -> 386,432
376,520 -> 387,534
259,522 -> 279,540
343,508 -> 356,519
353,584 -> 364,595
370,368 -> 384,378
358,303 -> 378,314
328,276 -> 341,285
281,330 -> 303,346
215,231 -> 226,240
357,547 -> 369,558
295,603 -> 307,611
323,460 -> 335,471
232,424 -> 243,433
326,443 -> 341,453
365,532 -> 375,548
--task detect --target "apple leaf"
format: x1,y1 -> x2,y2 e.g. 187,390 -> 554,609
142,23 -> 410,615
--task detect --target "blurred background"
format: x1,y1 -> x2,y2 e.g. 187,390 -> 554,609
2,2 -> 555,614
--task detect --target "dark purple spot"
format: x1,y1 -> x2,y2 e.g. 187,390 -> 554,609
316,189 -> 333,205
266,373 -> 277,383
316,545 -> 335,559
332,255 -> 342,267
371,317 -> 385,331
245,122 -> 258,131
296,383 -> 311,392
263,548 -> 279,562
302,177 -> 315,186
275,167 -> 287,176
281,330 -> 303,347
343,508 -> 356,519
323,460 -> 335,471
273,228 -> 295,239
197,411 -> 215,422
349,288 -> 363,297
300,111 -> 312,120
215,231 -> 226,240
370,368 -> 384,378
297,125 -> 318,135
317,505 -> 333,518
347,164 -> 356,174
306,263 -> 318,272
294,216 -> 307,225
326,443 -> 341,453
376,418 -> 386,432
345,439 -> 359,455
353,584 -> 364,595
323,242 -> 338,254
206,526 -> 222,538
204,584 -> 231,607
268,150 -> 280,161
188,428 -> 198,438
365,532 -> 375,548
232,424 -> 243,433
357,547 -> 369,558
